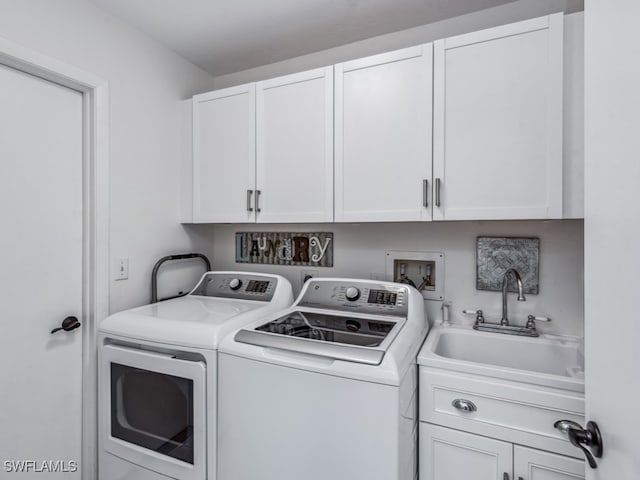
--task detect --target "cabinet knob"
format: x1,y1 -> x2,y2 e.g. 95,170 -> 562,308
451,398 -> 477,413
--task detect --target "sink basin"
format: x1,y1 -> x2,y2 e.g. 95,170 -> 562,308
418,325 -> 584,392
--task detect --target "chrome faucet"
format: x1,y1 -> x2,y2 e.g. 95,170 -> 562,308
463,269 -> 546,337
501,268 -> 526,325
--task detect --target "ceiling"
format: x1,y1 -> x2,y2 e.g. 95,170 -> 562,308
88,0 -> 521,77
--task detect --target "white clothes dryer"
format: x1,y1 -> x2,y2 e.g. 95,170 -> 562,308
218,278 -> 429,480
98,272 -> 293,480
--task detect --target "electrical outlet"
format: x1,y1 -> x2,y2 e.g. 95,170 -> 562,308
112,257 -> 129,281
301,270 -> 318,285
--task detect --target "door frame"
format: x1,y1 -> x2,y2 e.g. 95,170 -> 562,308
0,38 -> 109,480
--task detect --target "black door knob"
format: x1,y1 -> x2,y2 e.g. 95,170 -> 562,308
555,419 -> 603,469
51,316 -> 81,334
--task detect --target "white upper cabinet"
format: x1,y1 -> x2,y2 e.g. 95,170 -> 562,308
191,68 -> 333,224
433,13 -> 564,220
186,13 -> 581,225
256,67 -> 334,223
192,84 -> 256,223
562,12 -> 584,219
335,45 -> 433,222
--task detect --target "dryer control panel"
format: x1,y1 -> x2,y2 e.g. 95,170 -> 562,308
298,279 -> 409,317
190,273 -> 278,302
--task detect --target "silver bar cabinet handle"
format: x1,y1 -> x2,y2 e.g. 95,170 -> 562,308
435,177 -> 441,207
246,189 -> 254,212
255,190 -> 262,213
423,179 -> 428,207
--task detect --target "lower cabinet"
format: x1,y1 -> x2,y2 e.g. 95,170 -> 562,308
514,445 -> 585,480
420,423 -> 511,480
420,424 -> 584,480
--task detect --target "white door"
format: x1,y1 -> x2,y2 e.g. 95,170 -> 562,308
419,423 -> 513,480
584,0 -> 640,478
192,84 -> 256,223
256,67 -> 333,223
0,63 -> 83,476
335,44 -> 433,222
433,14 -> 563,220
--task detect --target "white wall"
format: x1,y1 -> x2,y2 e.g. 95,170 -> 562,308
0,0 -> 217,312
213,220 -> 584,337
584,0 -> 640,477
214,0 -> 583,88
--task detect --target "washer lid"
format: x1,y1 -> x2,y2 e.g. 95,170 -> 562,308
234,309 -> 405,365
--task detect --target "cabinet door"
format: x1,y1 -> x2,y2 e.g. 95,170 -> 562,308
433,14 -> 563,220
420,423 -> 513,480
514,445 -> 584,480
193,84 -> 256,223
335,45 -> 433,222
256,67 -> 333,222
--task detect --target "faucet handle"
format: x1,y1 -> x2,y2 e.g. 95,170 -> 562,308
463,309 -> 484,324
526,315 -> 551,329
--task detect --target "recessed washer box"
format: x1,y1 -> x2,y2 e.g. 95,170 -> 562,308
385,250 -> 445,301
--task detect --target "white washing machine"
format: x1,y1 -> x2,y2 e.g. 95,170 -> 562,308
98,272 -> 293,480
218,278 -> 429,480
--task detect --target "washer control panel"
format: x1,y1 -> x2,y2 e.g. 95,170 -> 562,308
298,279 -> 408,317
190,273 -> 277,301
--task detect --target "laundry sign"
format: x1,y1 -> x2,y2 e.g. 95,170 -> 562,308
235,232 -> 333,267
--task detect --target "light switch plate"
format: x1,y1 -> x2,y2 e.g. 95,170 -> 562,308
112,257 -> 129,281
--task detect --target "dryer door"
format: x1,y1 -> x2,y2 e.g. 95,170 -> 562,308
100,344 -> 206,480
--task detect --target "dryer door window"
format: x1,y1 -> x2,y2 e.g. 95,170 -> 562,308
101,344 -> 206,480
111,363 -> 194,464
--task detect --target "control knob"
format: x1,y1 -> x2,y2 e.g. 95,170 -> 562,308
345,287 -> 361,301
229,278 -> 243,291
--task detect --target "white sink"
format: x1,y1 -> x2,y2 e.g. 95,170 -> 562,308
418,325 -> 584,392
